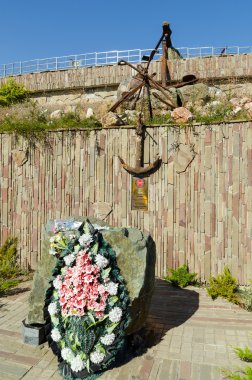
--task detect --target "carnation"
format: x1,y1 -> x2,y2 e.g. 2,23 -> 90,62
48,302 -> 57,315
100,333 -> 115,346
61,348 -> 74,363
53,276 -> 61,290
109,307 -> 122,323
107,282 -> 118,296
90,351 -> 105,364
64,253 -> 76,266
79,233 -> 93,246
70,355 -> 86,372
49,236 -> 55,243
51,328 -> 61,342
95,254 -> 109,269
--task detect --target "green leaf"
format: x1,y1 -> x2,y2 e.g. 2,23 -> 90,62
106,322 -> 119,334
102,267 -> 111,279
74,244 -> 80,253
86,359 -> 91,373
88,312 -> 95,324
86,315 -> 109,330
109,296 -> 118,306
80,352 -> 87,360
95,343 -> 106,354
91,242 -> 98,255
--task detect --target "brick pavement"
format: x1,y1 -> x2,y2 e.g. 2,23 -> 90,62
0,279 -> 251,380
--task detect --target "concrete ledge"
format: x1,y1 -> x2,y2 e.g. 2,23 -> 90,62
21,319 -> 46,346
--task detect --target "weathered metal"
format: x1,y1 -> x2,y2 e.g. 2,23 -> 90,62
118,115 -> 162,177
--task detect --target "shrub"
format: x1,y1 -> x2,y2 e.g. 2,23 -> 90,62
233,346 -> 252,362
238,283 -> 252,311
0,79 -> 29,106
206,266 -> 239,304
0,237 -> 24,293
222,366 -> 252,380
164,264 -> 198,288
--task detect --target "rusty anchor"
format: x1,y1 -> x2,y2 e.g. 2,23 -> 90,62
118,114 -> 162,177
113,21 -> 197,177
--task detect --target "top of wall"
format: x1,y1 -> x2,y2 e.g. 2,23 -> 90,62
0,54 -> 251,93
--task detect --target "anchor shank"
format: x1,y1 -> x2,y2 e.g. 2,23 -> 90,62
135,117 -> 145,169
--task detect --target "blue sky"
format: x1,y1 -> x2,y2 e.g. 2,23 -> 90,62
0,0 -> 251,64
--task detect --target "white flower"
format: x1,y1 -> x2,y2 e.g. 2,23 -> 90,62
100,333 -> 115,346
49,237 -> 55,243
70,355 -> 86,372
90,351 -> 105,364
79,233 -> 93,246
53,276 -> 61,290
48,302 -> 57,315
64,253 -> 76,266
107,282 -> 118,296
109,307 -> 122,323
49,248 -> 57,255
95,254 -> 109,269
61,348 -> 75,363
51,328 -> 61,342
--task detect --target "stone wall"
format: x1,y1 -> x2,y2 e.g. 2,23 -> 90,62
1,121 -> 252,284
0,54 -> 251,92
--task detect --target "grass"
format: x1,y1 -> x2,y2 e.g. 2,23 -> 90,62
0,107 -> 102,146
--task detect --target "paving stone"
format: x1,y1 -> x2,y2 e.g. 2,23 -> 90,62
1,282 -> 252,380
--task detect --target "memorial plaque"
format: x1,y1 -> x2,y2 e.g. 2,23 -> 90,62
131,177 -> 148,211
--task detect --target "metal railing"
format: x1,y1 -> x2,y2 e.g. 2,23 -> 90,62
0,46 -> 251,78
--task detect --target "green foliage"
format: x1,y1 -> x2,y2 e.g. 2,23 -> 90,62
0,79 -> 29,106
0,237 -> 24,293
192,102 -> 250,124
233,346 -> 252,362
238,283 -> 252,311
148,113 -> 174,125
222,366 -> 252,380
0,109 -> 102,146
164,264 -> 198,288
206,266 -> 239,304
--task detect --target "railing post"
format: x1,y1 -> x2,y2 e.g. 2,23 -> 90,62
4,64 -> 6,77
56,57 -> 58,71
20,61 -> 22,75
95,52 -> 97,66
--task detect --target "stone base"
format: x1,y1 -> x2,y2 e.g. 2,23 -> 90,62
21,319 -> 46,346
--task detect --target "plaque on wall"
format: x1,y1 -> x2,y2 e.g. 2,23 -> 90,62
131,177 -> 148,211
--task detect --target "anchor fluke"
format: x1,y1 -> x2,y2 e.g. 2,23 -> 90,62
118,156 -> 162,177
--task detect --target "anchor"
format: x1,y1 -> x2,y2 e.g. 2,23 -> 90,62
113,21 -> 197,177
118,114 -> 162,176
114,22 -> 175,177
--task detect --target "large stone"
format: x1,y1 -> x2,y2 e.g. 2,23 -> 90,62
101,112 -> 124,128
12,149 -> 28,167
26,218 -> 156,338
171,107 -> 193,123
50,109 -> 63,119
177,83 -> 210,107
244,101 -> 252,117
174,144 -> 195,173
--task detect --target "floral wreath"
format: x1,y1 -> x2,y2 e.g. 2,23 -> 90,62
45,220 -> 130,380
